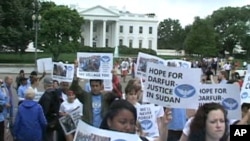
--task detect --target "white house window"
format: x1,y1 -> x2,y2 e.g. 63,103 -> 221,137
106,25 -> 109,33
149,27 -> 152,34
120,26 -> 123,33
105,39 -> 109,47
129,39 -> 133,48
139,40 -> 142,48
148,40 -> 152,49
93,42 -> 97,47
93,25 -> 97,32
129,26 -> 133,33
139,26 -> 143,34
119,39 -> 123,46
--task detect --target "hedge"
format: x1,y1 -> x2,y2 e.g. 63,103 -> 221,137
0,46 -> 157,63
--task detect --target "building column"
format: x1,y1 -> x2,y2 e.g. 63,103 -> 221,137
114,21 -> 119,47
89,20 -> 93,47
102,20 -> 106,47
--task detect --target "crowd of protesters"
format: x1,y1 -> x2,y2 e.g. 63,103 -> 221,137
0,56 -> 249,141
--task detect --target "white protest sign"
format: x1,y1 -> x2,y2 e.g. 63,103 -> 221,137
52,62 -> 74,82
166,59 -> 191,68
144,62 -> 201,109
103,79 -> 113,91
59,115 -> 76,135
198,84 -> 241,119
36,58 -> 53,73
59,107 -> 82,135
136,104 -> 156,137
77,52 -> 113,80
136,52 -> 166,80
73,120 -> 141,141
240,73 -> 250,104
247,64 -> 250,73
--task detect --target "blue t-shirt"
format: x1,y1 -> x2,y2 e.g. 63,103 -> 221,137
92,95 -> 102,127
168,108 -> 186,131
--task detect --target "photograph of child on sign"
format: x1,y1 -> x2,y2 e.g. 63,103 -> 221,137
79,56 -> 101,72
167,61 -> 177,67
75,132 -> 111,141
60,115 -> 76,134
138,57 -> 160,72
53,63 -> 67,77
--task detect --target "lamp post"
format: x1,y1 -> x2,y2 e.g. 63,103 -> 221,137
32,0 -> 41,68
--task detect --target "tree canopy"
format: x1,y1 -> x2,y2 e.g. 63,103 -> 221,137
158,18 -> 185,50
39,2 -> 84,60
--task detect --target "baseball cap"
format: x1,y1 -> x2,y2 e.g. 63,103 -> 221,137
43,76 -> 53,85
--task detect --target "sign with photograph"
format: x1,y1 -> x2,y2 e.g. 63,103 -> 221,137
59,107 -> 82,135
165,59 -> 191,68
143,62 -> 201,109
136,52 -> 166,80
73,121 -> 141,141
52,62 -> 74,82
77,52 -> 113,79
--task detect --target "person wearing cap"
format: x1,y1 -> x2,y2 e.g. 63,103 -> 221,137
59,90 -> 82,141
39,76 -> 61,141
13,88 -> 47,141
17,77 -> 29,101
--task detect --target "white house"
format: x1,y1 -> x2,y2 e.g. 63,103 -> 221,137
79,5 -> 158,51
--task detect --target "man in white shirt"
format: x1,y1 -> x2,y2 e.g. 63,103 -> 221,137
223,62 -> 231,80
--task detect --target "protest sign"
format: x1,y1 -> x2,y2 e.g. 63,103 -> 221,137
247,65 -> 250,73
136,104 -> 157,137
59,107 -> 82,135
143,62 -> 201,109
36,58 -> 53,73
59,115 -> 76,135
165,59 -> 191,68
77,52 -> 113,80
73,120 -> 141,141
52,62 -> 74,82
136,52 -> 166,79
103,79 -> 113,91
240,73 -> 250,104
198,84 -> 241,119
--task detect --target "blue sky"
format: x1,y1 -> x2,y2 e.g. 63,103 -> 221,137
49,0 -> 249,26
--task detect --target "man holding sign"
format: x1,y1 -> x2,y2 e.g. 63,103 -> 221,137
70,78 -> 118,128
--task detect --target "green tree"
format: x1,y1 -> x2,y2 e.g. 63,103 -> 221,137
210,6 -> 250,55
184,17 -> 217,57
0,0 -> 34,52
39,3 -> 84,60
158,18 -> 185,49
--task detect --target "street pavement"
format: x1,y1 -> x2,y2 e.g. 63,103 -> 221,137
0,71 -> 131,93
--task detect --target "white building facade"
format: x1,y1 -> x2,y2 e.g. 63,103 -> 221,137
79,5 -> 158,51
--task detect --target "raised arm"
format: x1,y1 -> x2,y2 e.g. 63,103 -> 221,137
70,79 -> 88,104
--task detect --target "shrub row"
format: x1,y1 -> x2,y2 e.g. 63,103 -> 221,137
0,46 -> 157,63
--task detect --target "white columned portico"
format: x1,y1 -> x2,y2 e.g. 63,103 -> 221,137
113,21 -> 119,47
102,20 -> 106,47
89,20 -> 93,47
